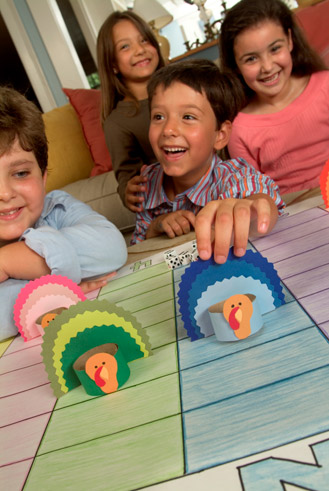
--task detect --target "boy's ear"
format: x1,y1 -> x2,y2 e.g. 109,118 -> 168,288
214,120 -> 232,151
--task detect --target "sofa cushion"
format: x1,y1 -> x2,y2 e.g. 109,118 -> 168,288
43,104 -> 94,192
295,0 -> 329,67
62,88 -> 113,175
61,171 -> 136,234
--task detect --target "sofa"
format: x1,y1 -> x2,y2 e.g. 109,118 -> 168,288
295,0 -> 329,67
42,89 -> 136,237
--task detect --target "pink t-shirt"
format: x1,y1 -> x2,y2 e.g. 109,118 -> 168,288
228,71 -> 329,194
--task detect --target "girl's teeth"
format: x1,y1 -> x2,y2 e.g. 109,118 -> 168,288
262,73 -> 278,83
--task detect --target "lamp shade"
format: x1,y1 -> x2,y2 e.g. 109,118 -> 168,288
133,0 -> 173,29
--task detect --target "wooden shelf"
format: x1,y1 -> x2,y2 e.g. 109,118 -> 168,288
170,39 -> 218,63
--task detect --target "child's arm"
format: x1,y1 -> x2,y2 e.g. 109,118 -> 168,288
20,191 -> 127,284
195,193 -> 278,264
0,242 -> 50,283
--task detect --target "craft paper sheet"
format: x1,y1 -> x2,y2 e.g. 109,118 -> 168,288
1,206 -> 329,490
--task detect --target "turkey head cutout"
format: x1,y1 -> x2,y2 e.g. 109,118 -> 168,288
222,294 -> 255,340
85,344 -> 119,394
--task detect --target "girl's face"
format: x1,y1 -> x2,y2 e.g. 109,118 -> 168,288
112,20 -> 159,87
233,20 -> 293,103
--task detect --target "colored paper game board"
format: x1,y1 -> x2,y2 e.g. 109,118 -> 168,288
1,205 -> 329,490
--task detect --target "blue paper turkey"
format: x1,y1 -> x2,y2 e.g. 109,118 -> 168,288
177,248 -> 285,341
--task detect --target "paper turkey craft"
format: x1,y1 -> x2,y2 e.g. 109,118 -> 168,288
177,248 -> 285,342
41,299 -> 152,398
13,275 -> 86,342
320,158 -> 329,208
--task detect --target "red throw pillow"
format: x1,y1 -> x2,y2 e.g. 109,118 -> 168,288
62,88 -> 112,175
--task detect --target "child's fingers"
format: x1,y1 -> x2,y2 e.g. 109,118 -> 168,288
129,175 -> 147,185
233,201 -> 251,257
127,183 -> 146,194
212,200 -> 234,263
128,204 -> 143,212
125,189 -> 145,212
160,220 -> 177,238
126,192 -> 144,205
176,216 -> 193,235
181,210 -> 196,228
79,272 -> 116,293
174,211 -> 195,235
253,198 -> 272,234
195,201 -> 218,260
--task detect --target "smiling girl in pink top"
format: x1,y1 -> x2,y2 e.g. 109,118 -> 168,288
219,0 -> 329,195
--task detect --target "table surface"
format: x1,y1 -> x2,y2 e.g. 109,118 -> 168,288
1,190 -> 329,491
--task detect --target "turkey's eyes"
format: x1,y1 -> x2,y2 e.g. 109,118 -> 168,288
238,302 -> 242,306
231,304 -> 235,308
102,362 -> 106,365
94,365 -> 98,369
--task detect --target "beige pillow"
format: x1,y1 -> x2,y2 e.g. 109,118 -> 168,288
61,172 -> 136,233
43,104 -> 94,192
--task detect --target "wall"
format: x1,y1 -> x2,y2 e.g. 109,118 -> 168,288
0,0 -> 103,111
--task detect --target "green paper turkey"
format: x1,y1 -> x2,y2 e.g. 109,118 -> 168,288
41,299 -> 152,398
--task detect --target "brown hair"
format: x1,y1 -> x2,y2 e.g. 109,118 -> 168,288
147,59 -> 246,127
0,86 -> 47,174
97,10 -> 165,124
219,0 -> 326,99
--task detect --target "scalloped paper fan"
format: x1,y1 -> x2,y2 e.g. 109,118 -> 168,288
320,158 -> 329,208
183,259 -> 283,340
14,275 -> 86,341
17,283 -> 80,332
41,299 -> 152,398
24,294 -> 78,340
177,248 -> 285,341
178,252 -> 283,340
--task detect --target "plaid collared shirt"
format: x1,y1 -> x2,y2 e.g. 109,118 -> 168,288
131,154 -> 284,244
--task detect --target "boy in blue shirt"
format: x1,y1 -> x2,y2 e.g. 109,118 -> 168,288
131,59 -> 284,263
0,86 -> 127,340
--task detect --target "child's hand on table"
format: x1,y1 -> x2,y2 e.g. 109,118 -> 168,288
146,210 -> 196,240
195,194 -> 278,264
79,272 -> 117,294
125,165 -> 148,212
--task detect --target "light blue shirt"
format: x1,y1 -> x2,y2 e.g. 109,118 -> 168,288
0,190 -> 128,340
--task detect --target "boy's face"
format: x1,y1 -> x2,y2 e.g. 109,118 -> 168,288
149,82 -> 228,191
0,139 -> 47,242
